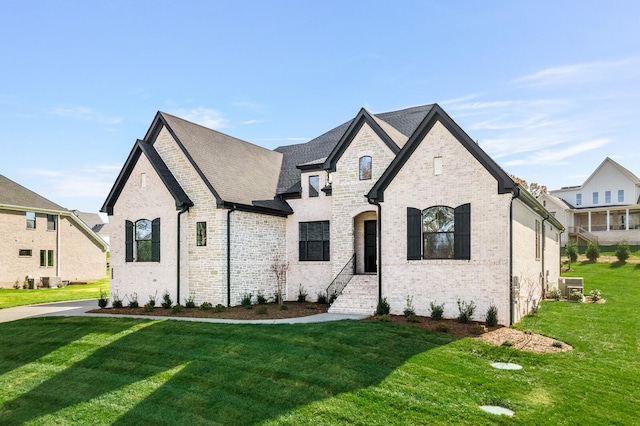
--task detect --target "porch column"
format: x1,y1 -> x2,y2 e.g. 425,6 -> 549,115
626,209 -> 630,231
588,211 -> 592,232
606,210 -> 610,232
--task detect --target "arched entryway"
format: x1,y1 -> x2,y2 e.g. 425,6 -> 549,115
354,211 -> 377,274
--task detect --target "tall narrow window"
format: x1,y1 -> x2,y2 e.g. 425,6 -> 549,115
618,189 -> 624,202
141,172 -> 147,187
592,192 -> 598,204
47,250 -> 54,267
40,250 -> 46,267
576,193 -> 582,206
196,222 -> 207,246
126,218 -> 160,262
26,211 -> 36,229
309,175 -> 319,198
535,220 -> 541,260
605,191 -> 611,203
136,219 -> 153,261
299,221 -> 330,261
433,156 -> 443,176
47,214 -> 56,231
359,156 -> 372,180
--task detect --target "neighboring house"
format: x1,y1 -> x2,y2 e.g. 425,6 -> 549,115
102,104 -> 563,325
0,174 -> 108,288
545,157 -> 640,246
71,210 -> 110,247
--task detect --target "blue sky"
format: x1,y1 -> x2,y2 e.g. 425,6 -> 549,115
1,1 -> 639,218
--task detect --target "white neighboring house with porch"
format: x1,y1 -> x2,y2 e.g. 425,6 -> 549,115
103,104 -> 563,326
544,157 -> 640,246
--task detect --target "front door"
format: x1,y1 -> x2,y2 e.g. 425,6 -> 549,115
364,220 -> 377,273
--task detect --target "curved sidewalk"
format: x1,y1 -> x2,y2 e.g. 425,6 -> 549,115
0,299 -> 367,324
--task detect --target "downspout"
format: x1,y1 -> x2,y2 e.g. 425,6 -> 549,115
227,205 -> 236,307
368,198 -> 382,303
177,205 -> 189,305
509,186 -> 520,326
541,215 -> 549,296
56,214 -> 61,277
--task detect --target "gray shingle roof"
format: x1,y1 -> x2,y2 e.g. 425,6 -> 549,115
0,174 -> 67,211
274,104 -> 434,194
161,112 -> 283,206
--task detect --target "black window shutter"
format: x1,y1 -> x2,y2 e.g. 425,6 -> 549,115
151,218 -> 161,262
407,207 -> 422,260
125,220 -> 134,262
454,203 -> 471,260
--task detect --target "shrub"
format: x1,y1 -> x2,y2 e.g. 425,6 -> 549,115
377,314 -> 391,322
256,305 -> 268,315
569,289 -> 584,302
112,292 -> 123,309
317,292 -> 328,304
241,293 -> 253,309
98,289 -> 109,308
171,304 -> 183,314
185,293 -> 196,308
457,299 -> 476,323
552,340 -> 563,348
280,304 -> 289,310
147,291 -> 157,307
143,303 -> 154,312
565,240 -> 578,263
548,288 -> 562,301
273,293 -> 280,304
328,291 -> 338,305
200,302 -> 213,310
501,340 -> 514,347
376,297 -> 391,315
585,241 -> 600,262
256,292 -> 268,305
214,304 -> 226,313
485,304 -> 498,327
615,240 -> 630,263
13,279 -> 20,290
406,313 -> 420,323
429,301 -> 445,320
297,284 -> 308,302
435,323 -> 450,333
589,288 -> 602,302
161,291 -> 173,309
127,292 -> 139,309
470,324 -> 487,335
403,295 -> 416,318
306,303 -> 317,310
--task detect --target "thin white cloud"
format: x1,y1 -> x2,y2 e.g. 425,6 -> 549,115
242,119 -> 268,125
49,105 -> 123,124
503,138 -> 611,166
172,107 -> 229,129
511,57 -> 640,87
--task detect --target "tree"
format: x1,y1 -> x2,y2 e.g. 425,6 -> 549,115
509,175 -> 547,197
565,240 -> 578,268
615,240 -> 630,263
585,241 -> 600,262
270,255 -> 289,305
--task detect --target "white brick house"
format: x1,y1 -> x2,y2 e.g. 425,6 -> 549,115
103,104 -> 562,325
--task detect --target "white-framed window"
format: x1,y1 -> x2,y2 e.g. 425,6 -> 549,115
576,193 -> 582,206
26,211 -> 36,229
618,189 -> 624,202
593,192 -> 598,204
605,191 -> 611,203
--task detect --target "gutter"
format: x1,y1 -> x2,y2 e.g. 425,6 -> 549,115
367,197 -> 382,303
176,205 -> 189,305
227,205 -> 237,306
541,215 -> 548,296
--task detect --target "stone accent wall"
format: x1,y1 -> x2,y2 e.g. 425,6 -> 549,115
381,120 -> 513,325
331,123 -> 395,279
0,209 -> 105,288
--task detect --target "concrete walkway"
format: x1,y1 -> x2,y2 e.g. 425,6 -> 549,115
0,299 -> 367,324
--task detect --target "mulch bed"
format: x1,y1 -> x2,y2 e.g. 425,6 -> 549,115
89,301 -> 329,320
365,314 -> 501,338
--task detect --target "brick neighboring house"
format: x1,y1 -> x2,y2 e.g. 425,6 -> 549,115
103,104 -> 563,325
543,157 -> 640,246
0,174 -> 108,288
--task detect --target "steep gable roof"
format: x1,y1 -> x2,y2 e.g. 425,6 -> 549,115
101,139 -> 193,215
0,174 -> 66,212
368,104 -> 515,202
157,112 -> 283,206
583,157 -> 640,188
275,104 -> 433,195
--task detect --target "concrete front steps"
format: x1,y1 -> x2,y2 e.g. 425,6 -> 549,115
328,274 -> 378,315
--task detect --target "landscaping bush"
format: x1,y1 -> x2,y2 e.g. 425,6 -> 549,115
406,313 -> 419,323
470,324 -> 487,335
256,292 -> 268,305
185,293 -> 196,308
297,284 -> 308,302
241,293 -> 253,309
569,289 -> 584,302
403,295 -> 416,318
256,305 -> 268,315
171,304 -> 183,313
214,304 -> 226,313
279,304 -> 289,311
585,241 -> 600,262
377,314 -> 391,322
200,302 -> 213,310
456,299 -> 476,323
161,291 -> 173,309
305,303 -> 317,310
127,292 -> 139,309
328,291 -> 338,305
147,291 -> 157,307
112,292 -> 123,309
435,323 -> 450,333
316,292 -> 328,304
552,340 -> 563,348
485,304 -> 498,327
548,288 -> 562,301
590,288 -> 602,302
429,301 -> 444,320
501,339 -> 513,347
376,297 -> 390,315
565,240 -> 578,263
98,289 -> 109,308
143,302 -> 154,312
615,240 -> 630,262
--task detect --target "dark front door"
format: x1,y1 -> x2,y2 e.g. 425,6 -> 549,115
364,220 -> 377,273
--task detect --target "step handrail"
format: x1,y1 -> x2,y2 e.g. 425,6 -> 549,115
326,253 -> 356,299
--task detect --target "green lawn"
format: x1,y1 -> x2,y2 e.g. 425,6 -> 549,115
0,278 -> 109,309
0,263 -> 638,425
